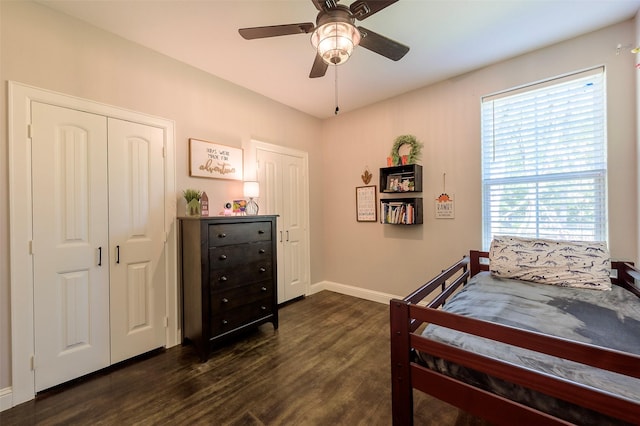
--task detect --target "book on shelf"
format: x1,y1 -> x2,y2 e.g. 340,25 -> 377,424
382,201 -> 415,224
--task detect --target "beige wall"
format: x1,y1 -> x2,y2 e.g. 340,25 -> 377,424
320,20 -> 638,298
0,1 -> 323,390
1,1 -> 637,395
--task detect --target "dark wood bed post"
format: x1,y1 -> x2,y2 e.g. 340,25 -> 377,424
469,250 -> 483,277
390,299 -> 413,426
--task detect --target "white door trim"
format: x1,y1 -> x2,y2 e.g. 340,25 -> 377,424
8,81 -> 178,406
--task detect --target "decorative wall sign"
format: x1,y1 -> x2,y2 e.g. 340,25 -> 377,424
435,193 -> 455,219
356,185 -> 377,222
189,138 -> 243,180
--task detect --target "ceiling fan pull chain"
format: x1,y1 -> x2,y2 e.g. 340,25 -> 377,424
334,65 -> 340,115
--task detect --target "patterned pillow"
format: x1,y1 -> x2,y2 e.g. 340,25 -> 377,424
489,236 -> 611,290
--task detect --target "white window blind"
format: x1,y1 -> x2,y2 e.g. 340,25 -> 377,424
481,68 -> 607,249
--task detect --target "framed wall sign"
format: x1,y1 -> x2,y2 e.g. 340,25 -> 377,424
189,138 -> 243,180
356,185 -> 377,222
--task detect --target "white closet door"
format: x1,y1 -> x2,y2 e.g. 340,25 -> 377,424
108,119 -> 166,363
281,154 -> 307,301
32,102 -> 110,392
257,148 -> 309,303
257,149 -> 283,300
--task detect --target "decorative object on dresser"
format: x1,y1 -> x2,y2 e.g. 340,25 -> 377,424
200,192 -> 209,216
243,181 -> 260,215
179,215 -> 278,361
183,189 -> 202,217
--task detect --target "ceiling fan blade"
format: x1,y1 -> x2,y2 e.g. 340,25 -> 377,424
357,26 -> 409,61
310,0 -> 334,11
309,53 -> 328,78
350,0 -> 399,20
239,23 -> 314,40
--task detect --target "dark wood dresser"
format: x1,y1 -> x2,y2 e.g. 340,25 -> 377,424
178,215 -> 278,361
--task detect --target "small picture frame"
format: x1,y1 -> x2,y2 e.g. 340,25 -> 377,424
233,200 -> 247,214
356,185 -> 377,222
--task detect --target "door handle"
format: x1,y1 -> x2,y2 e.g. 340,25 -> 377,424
98,247 -> 102,266
286,230 -> 289,242
116,245 -> 120,264
280,231 -> 283,242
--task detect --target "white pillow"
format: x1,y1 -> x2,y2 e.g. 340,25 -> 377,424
489,236 -> 611,290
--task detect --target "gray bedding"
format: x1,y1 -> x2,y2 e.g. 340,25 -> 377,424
419,271 -> 640,425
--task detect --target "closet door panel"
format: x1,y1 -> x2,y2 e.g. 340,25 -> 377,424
108,119 -> 166,363
281,155 -> 307,301
31,102 -> 110,392
256,148 -> 309,303
257,149 -> 284,302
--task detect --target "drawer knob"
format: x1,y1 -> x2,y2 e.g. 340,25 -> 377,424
261,286 -> 267,292
260,306 -> 267,311
219,276 -> 228,282
259,249 -> 266,254
258,230 -> 265,234
222,298 -> 229,303
259,267 -> 266,273
219,254 -> 227,260
218,233 -> 226,238
222,319 -> 228,325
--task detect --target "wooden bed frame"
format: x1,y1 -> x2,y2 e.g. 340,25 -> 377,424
390,250 -> 640,425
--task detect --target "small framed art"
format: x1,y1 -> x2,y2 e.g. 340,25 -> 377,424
356,185 -> 377,222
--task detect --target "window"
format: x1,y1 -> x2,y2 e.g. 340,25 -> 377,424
481,68 -> 607,249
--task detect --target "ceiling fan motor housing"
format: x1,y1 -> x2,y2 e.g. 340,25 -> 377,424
311,5 -> 361,65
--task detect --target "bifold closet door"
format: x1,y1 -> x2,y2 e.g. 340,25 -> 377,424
108,119 -> 166,364
31,102 -> 167,392
257,149 -> 308,303
31,102 -> 111,392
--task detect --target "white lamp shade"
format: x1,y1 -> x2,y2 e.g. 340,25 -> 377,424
311,22 -> 361,65
243,181 -> 260,198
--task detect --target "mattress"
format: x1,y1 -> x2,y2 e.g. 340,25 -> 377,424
419,271 -> 640,425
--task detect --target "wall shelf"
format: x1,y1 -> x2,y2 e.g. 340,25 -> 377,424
380,198 -> 423,225
379,164 -> 422,193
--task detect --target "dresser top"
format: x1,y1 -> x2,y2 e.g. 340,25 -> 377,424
178,215 -> 278,223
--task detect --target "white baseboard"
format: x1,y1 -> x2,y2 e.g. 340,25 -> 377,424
0,387 -> 12,412
309,280 -> 402,304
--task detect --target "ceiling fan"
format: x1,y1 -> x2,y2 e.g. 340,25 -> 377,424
239,0 -> 409,78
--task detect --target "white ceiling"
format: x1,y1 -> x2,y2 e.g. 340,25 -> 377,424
38,0 -> 640,119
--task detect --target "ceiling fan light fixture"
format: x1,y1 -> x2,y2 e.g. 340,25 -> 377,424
311,21 -> 361,65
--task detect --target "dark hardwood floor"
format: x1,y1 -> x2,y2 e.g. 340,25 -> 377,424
1,291 -> 479,426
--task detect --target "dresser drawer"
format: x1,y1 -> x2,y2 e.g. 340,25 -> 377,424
207,221 -> 272,247
208,241 -> 272,269
211,300 -> 274,336
209,260 -> 273,290
210,281 -> 273,313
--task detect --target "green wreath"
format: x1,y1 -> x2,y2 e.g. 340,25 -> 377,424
390,134 -> 422,166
